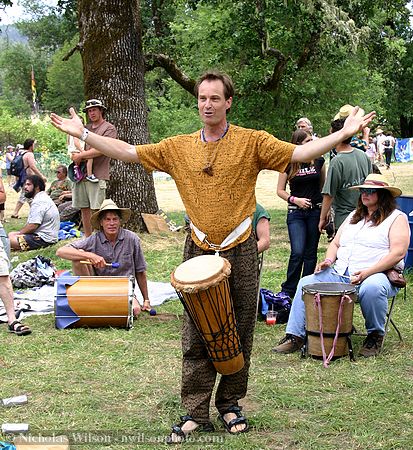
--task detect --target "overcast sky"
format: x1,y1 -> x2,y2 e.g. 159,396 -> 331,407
0,0 -> 58,25
1,0 -> 413,26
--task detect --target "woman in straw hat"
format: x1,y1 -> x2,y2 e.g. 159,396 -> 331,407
273,174 -> 409,357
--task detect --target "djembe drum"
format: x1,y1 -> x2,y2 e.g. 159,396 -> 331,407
171,255 -> 244,375
55,275 -> 134,329
303,282 -> 356,360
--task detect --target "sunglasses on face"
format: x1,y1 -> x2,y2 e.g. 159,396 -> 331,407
359,188 -> 378,195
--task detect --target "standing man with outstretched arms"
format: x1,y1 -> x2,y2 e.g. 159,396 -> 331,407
51,70 -> 375,442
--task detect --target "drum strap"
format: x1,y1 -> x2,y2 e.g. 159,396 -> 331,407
314,292 -> 353,368
190,217 -> 252,253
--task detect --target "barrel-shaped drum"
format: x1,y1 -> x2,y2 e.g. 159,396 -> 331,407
171,255 -> 244,375
55,275 -> 134,329
303,282 -> 356,357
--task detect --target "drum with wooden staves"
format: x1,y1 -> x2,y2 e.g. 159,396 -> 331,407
303,282 -> 356,359
171,255 -> 244,375
55,275 -> 134,329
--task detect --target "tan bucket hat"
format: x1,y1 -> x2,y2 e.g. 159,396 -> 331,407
334,104 -> 365,121
90,199 -> 131,230
349,174 -> 402,197
82,99 -> 107,112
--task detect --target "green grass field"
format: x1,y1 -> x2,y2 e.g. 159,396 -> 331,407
1,163 -> 413,449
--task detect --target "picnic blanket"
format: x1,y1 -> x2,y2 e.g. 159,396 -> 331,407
0,281 -> 178,322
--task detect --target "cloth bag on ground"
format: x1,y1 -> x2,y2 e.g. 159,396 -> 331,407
259,288 -> 291,323
10,256 -> 56,289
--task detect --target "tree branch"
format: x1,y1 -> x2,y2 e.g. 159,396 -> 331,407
62,42 -> 83,61
263,53 -> 289,96
145,53 -> 195,96
296,31 -> 321,69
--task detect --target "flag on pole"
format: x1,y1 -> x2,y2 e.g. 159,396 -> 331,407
31,66 -> 37,104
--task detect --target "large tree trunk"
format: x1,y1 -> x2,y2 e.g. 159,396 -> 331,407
400,115 -> 413,138
78,0 -> 158,231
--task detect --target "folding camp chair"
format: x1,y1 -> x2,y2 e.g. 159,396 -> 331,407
354,288 -> 404,353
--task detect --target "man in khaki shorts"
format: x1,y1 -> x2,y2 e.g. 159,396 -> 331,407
71,99 -> 117,236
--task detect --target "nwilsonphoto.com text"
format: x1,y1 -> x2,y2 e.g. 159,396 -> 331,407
9,432 -> 226,445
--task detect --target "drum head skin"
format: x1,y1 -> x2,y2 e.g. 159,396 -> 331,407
171,255 -> 231,293
303,282 -> 356,295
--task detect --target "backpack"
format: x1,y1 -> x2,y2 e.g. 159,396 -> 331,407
10,151 -> 27,176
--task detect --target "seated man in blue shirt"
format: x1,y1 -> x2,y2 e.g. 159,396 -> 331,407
56,199 -> 151,316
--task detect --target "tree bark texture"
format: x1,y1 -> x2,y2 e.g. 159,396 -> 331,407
78,0 -> 158,232
400,115 -> 413,138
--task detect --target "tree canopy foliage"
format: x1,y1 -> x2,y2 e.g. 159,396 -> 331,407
1,0 -> 413,139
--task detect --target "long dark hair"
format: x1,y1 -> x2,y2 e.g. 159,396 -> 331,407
286,130 -> 312,180
350,189 -> 397,226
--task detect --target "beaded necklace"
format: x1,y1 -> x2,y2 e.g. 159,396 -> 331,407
201,122 -> 230,176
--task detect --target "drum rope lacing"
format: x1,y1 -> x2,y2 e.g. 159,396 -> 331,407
177,282 -> 242,361
314,292 -> 353,368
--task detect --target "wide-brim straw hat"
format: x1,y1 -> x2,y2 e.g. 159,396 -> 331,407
376,128 -> 384,135
90,199 -> 131,230
349,174 -> 402,197
82,99 -> 107,112
334,104 -> 365,121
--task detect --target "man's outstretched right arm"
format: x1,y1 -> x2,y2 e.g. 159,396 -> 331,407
50,107 -> 139,163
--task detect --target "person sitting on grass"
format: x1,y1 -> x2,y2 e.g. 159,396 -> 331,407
273,174 -> 409,358
56,199 -> 152,317
8,175 -> 60,251
47,164 -> 73,206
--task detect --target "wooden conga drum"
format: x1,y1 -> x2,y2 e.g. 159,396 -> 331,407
171,255 -> 244,375
303,282 -> 356,358
55,275 -> 134,329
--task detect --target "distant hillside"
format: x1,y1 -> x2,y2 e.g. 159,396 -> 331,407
0,25 -> 28,44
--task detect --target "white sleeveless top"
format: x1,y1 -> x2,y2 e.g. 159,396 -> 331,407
334,209 -> 407,275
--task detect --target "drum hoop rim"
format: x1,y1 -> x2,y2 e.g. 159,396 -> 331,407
171,257 -> 231,293
302,282 -> 356,295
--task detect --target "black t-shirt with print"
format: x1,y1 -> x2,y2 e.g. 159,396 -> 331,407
288,157 -> 325,206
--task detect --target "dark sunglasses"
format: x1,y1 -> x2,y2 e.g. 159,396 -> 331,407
359,188 -> 378,195
86,100 -> 101,107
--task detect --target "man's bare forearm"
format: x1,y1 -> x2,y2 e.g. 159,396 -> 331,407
82,133 -> 139,163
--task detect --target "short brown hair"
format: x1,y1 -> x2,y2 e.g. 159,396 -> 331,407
194,70 -> 234,100
331,118 -> 352,145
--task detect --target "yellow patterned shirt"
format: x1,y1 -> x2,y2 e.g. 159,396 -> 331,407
136,124 -> 295,250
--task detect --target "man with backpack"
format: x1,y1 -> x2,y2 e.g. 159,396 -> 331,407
11,139 -> 47,219
383,132 -> 396,169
